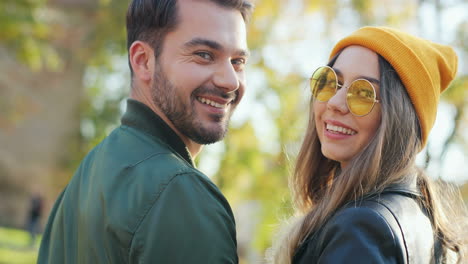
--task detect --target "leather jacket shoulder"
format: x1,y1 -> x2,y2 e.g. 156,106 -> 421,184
293,183 -> 441,263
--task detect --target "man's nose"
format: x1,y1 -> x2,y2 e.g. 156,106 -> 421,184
213,61 -> 240,92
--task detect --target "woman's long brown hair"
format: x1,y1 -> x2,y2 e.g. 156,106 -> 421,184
267,55 -> 467,264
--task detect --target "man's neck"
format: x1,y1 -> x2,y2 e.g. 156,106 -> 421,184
129,89 -> 202,159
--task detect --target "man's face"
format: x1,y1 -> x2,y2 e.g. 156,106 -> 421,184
151,0 -> 248,145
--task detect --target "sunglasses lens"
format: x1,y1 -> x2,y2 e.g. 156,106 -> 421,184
347,79 -> 376,116
310,67 -> 337,102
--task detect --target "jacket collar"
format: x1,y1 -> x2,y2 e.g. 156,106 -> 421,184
382,175 -> 421,198
120,99 -> 194,167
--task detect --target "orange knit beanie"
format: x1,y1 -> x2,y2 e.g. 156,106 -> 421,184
329,26 -> 458,149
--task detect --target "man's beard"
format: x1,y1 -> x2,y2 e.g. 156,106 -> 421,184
150,64 -> 235,145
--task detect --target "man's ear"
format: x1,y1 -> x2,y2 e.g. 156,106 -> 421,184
129,41 -> 154,84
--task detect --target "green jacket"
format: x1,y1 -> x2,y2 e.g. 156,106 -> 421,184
38,99 -> 238,263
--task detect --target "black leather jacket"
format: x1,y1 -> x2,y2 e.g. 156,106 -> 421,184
293,181 -> 442,263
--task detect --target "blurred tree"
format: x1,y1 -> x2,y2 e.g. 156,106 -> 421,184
0,0 -> 128,227
437,20 -> 468,179
416,1 -> 468,179
440,76 -> 468,177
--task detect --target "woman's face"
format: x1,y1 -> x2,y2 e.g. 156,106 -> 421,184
314,45 -> 382,168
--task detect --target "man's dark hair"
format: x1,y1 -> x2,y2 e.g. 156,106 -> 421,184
126,0 -> 253,75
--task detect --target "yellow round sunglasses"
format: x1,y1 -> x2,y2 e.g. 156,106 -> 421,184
310,66 -> 380,116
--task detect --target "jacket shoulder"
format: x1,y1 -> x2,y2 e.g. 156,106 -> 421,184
94,125 -> 229,222
363,192 -> 436,263
128,169 -> 238,263
84,125 -> 198,180
295,205 -> 402,263
295,192 -> 438,264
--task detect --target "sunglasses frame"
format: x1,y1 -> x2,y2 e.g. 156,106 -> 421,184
310,66 -> 380,117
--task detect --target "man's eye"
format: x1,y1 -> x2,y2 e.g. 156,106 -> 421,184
231,58 -> 246,66
195,52 -> 212,60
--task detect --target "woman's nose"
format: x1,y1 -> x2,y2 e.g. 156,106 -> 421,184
326,86 -> 349,114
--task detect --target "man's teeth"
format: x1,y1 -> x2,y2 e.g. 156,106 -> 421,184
326,124 -> 356,135
198,97 -> 225,108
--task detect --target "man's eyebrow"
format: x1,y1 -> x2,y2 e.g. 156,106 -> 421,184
237,49 -> 250,58
184,37 -> 250,57
334,68 -> 380,85
184,38 -> 223,50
